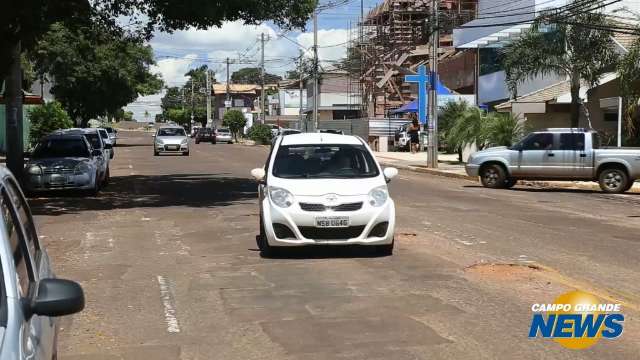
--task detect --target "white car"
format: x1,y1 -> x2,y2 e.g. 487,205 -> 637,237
251,133 -> 398,256
154,126 -> 190,156
216,128 -> 233,144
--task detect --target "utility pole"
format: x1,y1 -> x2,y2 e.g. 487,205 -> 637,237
313,9 -> 319,131
206,69 -> 212,127
299,51 -> 304,131
427,0 -> 439,168
5,42 -> 23,179
260,33 -> 267,124
191,77 -> 195,129
226,57 -> 231,117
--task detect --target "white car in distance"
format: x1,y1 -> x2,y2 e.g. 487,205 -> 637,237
251,133 -> 398,256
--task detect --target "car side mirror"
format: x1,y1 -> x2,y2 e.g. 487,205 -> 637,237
152,134 -> 156,138
251,168 -> 266,183
383,167 -> 399,183
104,143 -> 113,149
23,151 -> 31,158
30,278 -> 85,318
91,149 -> 102,157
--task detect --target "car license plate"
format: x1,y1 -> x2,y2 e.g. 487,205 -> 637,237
169,145 -> 179,150
49,174 -> 66,185
315,216 -> 349,228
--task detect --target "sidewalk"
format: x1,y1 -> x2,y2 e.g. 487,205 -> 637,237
374,151 -> 640,193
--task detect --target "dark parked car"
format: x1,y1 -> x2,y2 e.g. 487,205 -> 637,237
195,128 -> 216,144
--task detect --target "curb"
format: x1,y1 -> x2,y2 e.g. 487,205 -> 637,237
379,161 -> 476,181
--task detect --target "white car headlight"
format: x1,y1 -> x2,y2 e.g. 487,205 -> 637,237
268,186 -> 294,208
181,138 -> 188,144
27,165 -> 42,175
368,186 -> 388,207
74,163 -> 90,175
156,139 -> 164,145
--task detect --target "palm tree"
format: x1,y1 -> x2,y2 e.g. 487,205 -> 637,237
618,38 -> 640,144
484,112 -> 525,147
446,106 -> 489,152
440,100 -> 470,161
503,3 -> 619,127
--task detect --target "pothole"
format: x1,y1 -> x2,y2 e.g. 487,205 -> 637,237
464,263 -> 544,281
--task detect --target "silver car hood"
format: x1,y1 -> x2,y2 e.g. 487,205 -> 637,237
28,157 -> 90,169
157,136 -> 187,144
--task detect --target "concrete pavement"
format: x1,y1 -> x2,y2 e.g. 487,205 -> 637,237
28,131 -> 640,359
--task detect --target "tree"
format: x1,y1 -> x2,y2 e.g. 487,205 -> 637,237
484,112 -> 525,148
503,3 -> 619,127
223,110 -> 247,141
31,22 -> 164,126
446,107 -> 489,152
248,124 -> 273,144
439,100 -> 471,160
232,67 -> 282,84
166,108 -> 189,126
618,38 -> 640,145
27,101 -> 73,147
161,66 -> 213,125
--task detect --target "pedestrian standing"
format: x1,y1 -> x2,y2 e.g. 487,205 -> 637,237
408,114 -> 420,154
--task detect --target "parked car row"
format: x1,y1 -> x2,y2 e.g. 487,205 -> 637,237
24,127 -> 117,196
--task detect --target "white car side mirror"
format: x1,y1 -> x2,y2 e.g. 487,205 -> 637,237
251,168 -> 266,182
152,134 -> 156,138
383,167 -> 399,182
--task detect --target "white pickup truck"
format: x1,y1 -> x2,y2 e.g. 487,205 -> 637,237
465,128 -> 640,193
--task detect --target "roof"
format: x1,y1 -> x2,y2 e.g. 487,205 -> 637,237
212,84 -> 259,95
44,134 -> 86,140
495,81 -> 571,110
612,32 -> 639,52
280,133 -> 362,146
54,128 -> 99,135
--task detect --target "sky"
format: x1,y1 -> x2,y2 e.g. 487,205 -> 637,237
126,0 -> 380,121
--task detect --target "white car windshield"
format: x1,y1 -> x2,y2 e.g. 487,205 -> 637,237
33,139 -> 90,158
272,144 -> 379,179
158,128 -> 186,137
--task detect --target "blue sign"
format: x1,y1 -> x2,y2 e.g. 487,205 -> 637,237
404,65 -> 430,124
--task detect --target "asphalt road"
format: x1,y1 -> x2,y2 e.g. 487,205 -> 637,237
28,131 -> 640,360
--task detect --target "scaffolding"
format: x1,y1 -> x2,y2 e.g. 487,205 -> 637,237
354,0 -> 477,118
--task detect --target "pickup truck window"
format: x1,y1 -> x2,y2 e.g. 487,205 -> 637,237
592,133 -> 601,149
521,133 -> 553,151
558,133 -> 585,151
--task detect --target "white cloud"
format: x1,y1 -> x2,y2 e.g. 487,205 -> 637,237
126,22 -> 352,120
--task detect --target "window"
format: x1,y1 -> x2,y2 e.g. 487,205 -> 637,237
32,138 -> 90,159
273,144 -> 379,179
5,180 -> 39,258
521,133 -> 554,151
158,128 -> 186,137
1,190 -> 33,297
592,133 -> 601,149
84,133 -> 102,150
234,99 -> 244,107
558,133 -> 585,151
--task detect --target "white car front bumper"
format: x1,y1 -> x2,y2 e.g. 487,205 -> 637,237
261,196 -> 395,247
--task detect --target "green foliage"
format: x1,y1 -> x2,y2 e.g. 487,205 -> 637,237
248,124 -> 273,144
484,112 -> 525,147
232,67 -> 282,84
446,107 -> 488,151
166,108 -> 189,126
31,22 -> 164,126
27,101 -> 73,147
618,38 -> 640,142
503,3 -> 619,127
161,66 -> 213,124
439,100 -> 471,153
445,107 -> 525,154
223,110 -> 247,141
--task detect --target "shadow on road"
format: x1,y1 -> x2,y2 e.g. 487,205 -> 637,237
463,184 -> 640,196
113,143 -> 152,148
28,173 -> 257,216
255,245 -> 389,260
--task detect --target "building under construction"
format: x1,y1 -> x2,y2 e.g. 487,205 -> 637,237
357,0 -> 477,118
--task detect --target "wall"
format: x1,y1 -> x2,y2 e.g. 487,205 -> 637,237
584,79 -> 620,135
479,71 -> 565,105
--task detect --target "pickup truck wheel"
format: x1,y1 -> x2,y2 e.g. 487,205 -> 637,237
599,168 -> 629,193
480,164 -> 507,189
504,178 -> 517,189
